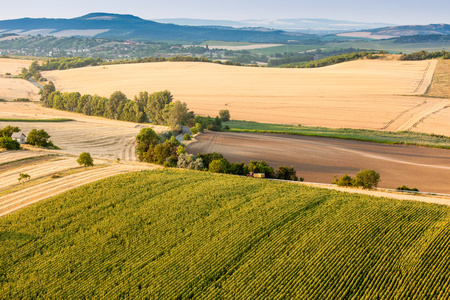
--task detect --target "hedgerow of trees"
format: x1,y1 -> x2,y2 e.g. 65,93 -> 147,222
281,51 -> 378,69
400,50 -> 450,60
40,83 -> 192,130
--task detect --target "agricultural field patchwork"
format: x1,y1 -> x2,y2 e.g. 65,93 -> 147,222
0,102 -> 168,161
2,169 -> 450,299
0,149 -> 160,216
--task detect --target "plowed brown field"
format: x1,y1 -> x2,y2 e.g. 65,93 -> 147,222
187,131 -> 450,194
41,59 -> 450,135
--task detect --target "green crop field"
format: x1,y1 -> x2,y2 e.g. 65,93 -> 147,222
225,120 -> 450,149
2,169 -> 450,299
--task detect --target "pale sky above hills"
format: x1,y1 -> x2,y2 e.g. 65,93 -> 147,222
1,0 -> 449,25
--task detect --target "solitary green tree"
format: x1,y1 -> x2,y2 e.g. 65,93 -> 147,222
77,152 -> 94,167
353,169 -> 380,189
219,109 -> 231,122
18,173 -> 31,185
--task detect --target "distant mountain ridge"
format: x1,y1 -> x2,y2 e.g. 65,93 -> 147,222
154,18 -> 395,34
0,12 -> 314,43
367,24 -> 450,36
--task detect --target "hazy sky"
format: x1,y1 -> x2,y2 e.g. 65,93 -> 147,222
1,0 -> 449,25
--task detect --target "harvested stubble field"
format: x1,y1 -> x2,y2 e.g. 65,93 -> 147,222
0,102 -> 167,161
0,78 -> 39,101
0,58 -> 40,101
43,59 -> 450,135
0,58 -> 33,76
0,149 -> 161,217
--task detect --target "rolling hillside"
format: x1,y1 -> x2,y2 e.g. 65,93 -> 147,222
42,59 -> 450,136
2,169 -> 450,299
0,13 -> 312,43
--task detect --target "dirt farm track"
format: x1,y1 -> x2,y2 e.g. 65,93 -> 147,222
187,131 -> 450,194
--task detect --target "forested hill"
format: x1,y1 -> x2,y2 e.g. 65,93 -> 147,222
0,13 -> 314,43
367,23 -> 450,37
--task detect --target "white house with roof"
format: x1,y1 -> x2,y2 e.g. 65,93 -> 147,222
11,132 -> 26,144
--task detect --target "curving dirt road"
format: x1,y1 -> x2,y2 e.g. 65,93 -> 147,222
187,132 -> 450,194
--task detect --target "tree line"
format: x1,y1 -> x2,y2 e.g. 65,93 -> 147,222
400,50 -> 450,60
279,51 -> 379,68
40,83 -> 192,131
135,127 -> 302,181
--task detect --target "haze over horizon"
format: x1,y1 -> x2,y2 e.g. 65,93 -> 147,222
1,0 -> 449,26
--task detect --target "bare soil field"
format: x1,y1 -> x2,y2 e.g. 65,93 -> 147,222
0,58 -> 33,76
0,102 -> 167,161
187,131 -> 450,194
0,78 -> 40,100
42,59 -> 448,135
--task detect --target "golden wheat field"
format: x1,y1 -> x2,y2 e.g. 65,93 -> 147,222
0,58 -> 33,76
0,78 -> 40,101
42,59 -> 450,135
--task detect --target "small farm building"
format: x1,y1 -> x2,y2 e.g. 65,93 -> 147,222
11,132 -> 26,144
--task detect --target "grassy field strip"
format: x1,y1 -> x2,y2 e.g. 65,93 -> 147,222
0,157 -> 79,190
0,150 -> 49,164
224,120 -> 450,148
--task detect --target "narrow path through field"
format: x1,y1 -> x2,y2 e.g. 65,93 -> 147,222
0,163 -> 161,217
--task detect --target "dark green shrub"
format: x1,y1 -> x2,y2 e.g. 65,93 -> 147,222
209,158 -> 230,173
183,133 -> 192,141
27,129 -> 53,147
275,166 -> 298,181
228,162 -> 249,176
219,109 -> 231,122
0,137 -> 20,150
332,173 -> 353,187
396,185 -> 419,192
353,169 -> 380,189
198,153 -> 225,169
